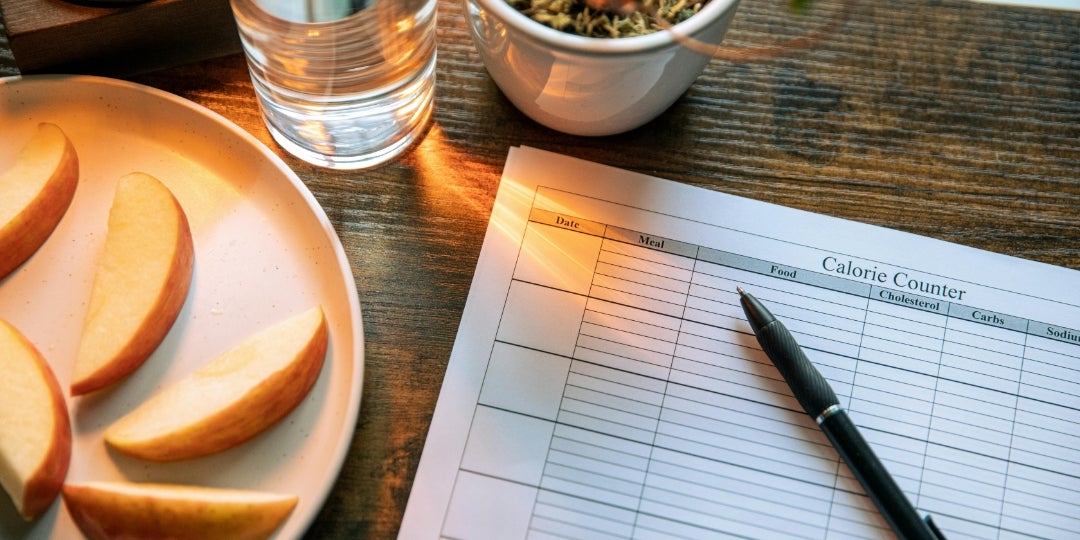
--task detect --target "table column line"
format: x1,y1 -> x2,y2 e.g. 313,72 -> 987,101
526,224 -> 610,538
914,312 -> 951,512
996,322 -> 1031,539
630,284 -> 688,539
824,290 -> 873,538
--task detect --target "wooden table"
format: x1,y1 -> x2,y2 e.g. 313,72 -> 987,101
2,0 -> 1079,537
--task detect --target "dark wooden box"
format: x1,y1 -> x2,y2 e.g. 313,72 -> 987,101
1,0 -> 241,75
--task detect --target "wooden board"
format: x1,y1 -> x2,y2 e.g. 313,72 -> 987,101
0,0 -> 241,74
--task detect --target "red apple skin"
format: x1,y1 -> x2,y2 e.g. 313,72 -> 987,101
61,482 -> 297,540
19,399 -> 70,520
70,173 -> 195,396
69,237 -> 193,396
0,123 -> 79,281
0,319 -> 72,520
105,308 -> 329,461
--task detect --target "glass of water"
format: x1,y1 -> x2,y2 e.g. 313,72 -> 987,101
230,0 -> 437,170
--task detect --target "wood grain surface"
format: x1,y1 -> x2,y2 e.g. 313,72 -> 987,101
2,0 -> 1079,537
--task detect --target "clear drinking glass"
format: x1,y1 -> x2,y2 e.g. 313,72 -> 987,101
230,0 -> 437,170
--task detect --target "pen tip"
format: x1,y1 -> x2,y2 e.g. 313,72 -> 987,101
736,286 -> 746,296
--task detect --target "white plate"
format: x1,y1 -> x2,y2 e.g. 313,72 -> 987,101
0,75 -> 364,539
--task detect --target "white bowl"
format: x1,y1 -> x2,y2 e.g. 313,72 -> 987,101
465,0 -> 742,136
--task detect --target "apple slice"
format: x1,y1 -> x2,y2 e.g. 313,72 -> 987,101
105,306 -> 328,461
0,318 -> 72,520
62,481 -> 297,540
0,122 -> 79,281
71,172 -> 194,396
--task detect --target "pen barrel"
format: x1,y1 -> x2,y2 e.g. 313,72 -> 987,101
757,321 -> 839,418
821,411 -> 938,540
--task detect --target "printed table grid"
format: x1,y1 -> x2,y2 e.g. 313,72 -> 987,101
444,204 -> 1080,540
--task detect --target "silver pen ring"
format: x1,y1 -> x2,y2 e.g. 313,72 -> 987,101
816,404 -> 842,425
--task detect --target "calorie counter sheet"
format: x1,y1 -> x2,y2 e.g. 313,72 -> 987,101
399,147 -> 1080,540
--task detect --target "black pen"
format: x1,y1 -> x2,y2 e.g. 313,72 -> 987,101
737,287 -> 946,540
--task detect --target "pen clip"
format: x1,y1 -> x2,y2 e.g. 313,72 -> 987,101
924,514 -> 947,540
